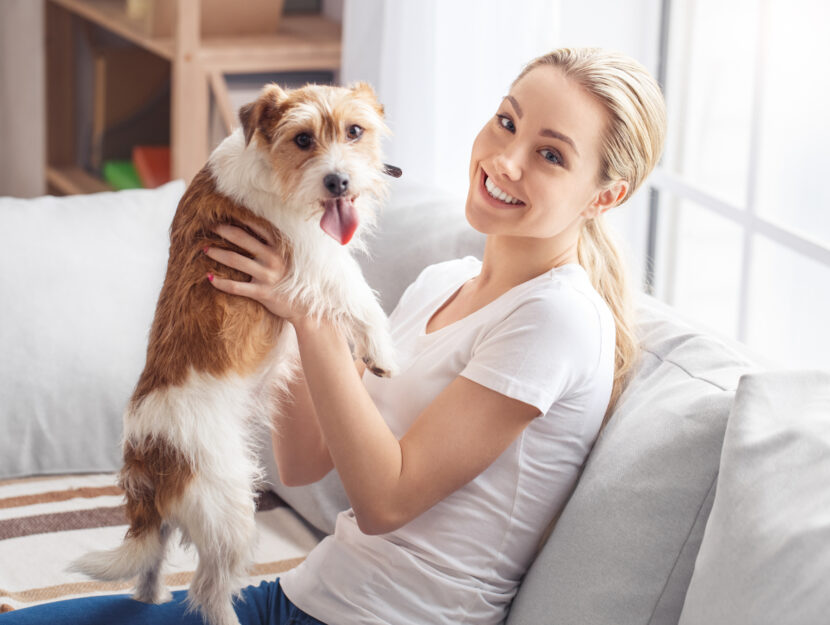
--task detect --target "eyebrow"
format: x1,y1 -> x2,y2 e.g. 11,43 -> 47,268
541,128 -> 580,157
505,95 -> 523,118
503,95 -> 580,158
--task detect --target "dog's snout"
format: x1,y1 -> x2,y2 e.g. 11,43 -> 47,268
324,172 -> 350,197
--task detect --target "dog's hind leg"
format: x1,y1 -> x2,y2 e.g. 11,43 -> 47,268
133,522 -> 173,604
178,458 -> 259,625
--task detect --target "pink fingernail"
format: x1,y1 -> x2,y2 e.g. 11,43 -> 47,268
203,247 -> 209,254
207,273 -> 214,282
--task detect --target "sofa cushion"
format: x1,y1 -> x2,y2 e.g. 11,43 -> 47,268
0,181 -> 184,479
677,370 -> 830,625
506,295 -> 762,625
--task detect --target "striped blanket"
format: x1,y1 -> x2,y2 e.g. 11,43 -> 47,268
0,473 -> 321,612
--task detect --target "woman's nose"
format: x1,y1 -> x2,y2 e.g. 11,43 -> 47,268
492,146 -> 522,181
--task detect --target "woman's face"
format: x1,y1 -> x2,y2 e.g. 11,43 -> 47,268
466,65 -> 617,242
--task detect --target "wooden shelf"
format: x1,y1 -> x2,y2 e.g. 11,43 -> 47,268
48,0 -> 340,72
49,0 -> 174,58
45,0 -> 342,195
47,166 -> 113,195
199,17 -> 341,73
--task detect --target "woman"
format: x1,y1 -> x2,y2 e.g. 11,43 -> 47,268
4,48 -> 665,625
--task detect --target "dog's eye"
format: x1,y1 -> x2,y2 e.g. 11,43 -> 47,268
294,133 -> 313,149
347,125 -> 364,141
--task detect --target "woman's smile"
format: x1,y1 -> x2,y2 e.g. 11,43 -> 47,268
478,169 -> 526,209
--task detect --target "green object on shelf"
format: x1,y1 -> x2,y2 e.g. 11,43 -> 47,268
102,160 -> 143,190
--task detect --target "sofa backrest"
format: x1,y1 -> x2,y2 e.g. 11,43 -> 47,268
506,294 -> 762,625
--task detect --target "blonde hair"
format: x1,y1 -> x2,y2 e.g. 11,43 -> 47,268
513,48 -> 667,425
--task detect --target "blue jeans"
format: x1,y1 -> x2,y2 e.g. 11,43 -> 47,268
0,580 -> 325,625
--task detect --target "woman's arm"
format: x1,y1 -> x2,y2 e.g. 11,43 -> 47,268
270,354 -> 367,486
291,315 -> 539,535
207,222 -> 539,534
270,362 -> 333,486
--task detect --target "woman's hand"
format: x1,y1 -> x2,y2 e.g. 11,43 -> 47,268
205,221 -> 306,322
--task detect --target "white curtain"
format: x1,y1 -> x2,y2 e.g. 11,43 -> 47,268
341,0 -> 561,197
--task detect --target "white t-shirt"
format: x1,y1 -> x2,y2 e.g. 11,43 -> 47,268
280,256 -> 615,625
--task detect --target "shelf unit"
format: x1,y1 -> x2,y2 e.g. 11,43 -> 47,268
45,0 -> 341,194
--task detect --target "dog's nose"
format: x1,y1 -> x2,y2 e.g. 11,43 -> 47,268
324,172 -> 350,197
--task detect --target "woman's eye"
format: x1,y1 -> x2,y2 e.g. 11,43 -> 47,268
347,124 -> 364,140
541,149 -> 563,166
294,133 -> 313,149
496,114 -> 515,133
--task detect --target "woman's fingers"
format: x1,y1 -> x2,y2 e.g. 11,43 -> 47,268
207,273 -> 262,299
241,219 -> 278,247
204,246 -> 263,280
213,223 -> 271,259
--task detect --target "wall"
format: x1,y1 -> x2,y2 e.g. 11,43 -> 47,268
0,0 -> 45,198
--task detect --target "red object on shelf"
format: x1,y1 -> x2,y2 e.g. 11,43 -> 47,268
132,145 -> 171,188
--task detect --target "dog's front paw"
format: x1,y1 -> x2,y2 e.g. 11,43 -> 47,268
362,355 -> 398,378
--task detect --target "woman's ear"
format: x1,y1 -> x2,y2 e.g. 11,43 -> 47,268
583,180 -> 629,219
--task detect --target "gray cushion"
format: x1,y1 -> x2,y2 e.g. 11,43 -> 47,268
506,295 -> 761,625
678,370 -> 830,625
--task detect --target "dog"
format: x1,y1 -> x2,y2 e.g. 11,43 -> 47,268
70,82 -> 400,625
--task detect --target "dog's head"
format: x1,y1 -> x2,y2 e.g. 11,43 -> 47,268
238,82 -> 393,246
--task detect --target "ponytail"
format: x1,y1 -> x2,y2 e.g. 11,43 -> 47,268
578,217 -> 639,425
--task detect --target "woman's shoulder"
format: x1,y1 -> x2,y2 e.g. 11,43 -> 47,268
517,264 -> 611,324
497,264 -> 615,359
420,256 -> 481,280
409,256 -> 481,295
393,256 -> 482,318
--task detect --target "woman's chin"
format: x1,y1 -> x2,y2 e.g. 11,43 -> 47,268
465,200 -> 503,236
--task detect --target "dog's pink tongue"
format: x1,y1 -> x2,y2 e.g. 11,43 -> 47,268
320,197 -> 358,245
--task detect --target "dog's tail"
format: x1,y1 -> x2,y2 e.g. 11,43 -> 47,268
68,527 -> 168,582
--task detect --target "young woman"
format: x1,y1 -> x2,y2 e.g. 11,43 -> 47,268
3,48 -> 665,625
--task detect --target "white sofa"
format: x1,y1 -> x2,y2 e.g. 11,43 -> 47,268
1,180 -> 828,624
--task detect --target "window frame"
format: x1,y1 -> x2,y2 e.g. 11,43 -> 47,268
645,0 -> 830,345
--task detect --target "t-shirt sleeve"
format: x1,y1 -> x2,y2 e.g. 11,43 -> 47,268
460,290 -> 605,415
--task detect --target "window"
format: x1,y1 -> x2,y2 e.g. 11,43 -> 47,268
648,0 -> 830,369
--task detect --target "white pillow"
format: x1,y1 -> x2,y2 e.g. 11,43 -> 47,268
678,370 -> 830,625
0,181 -> 185,479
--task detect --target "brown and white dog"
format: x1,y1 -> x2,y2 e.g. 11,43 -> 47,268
70,82 -> 399,625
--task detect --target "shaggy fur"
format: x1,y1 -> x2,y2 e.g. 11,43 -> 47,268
70,82 -> 398,625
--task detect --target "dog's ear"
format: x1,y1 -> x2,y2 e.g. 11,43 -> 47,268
350,81 -> 384,117
238,102 -> 257,146
239,83 -> 287,146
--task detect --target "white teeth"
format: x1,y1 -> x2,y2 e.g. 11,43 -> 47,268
484,175 -> 521,204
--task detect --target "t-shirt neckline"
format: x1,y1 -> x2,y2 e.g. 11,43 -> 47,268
420,259 -> 585,338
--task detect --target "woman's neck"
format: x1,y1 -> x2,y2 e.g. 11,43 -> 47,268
476,234 -> 580,292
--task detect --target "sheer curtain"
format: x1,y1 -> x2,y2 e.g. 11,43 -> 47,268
340,0 -> 561,197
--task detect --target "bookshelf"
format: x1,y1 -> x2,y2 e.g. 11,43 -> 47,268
45,0 -> 341,194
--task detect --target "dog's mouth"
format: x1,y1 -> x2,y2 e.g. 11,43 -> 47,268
320,195 -> 359,245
